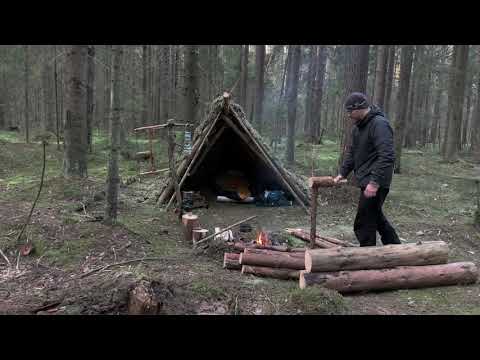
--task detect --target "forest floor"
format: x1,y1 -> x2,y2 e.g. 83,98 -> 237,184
1,131 -> 479,315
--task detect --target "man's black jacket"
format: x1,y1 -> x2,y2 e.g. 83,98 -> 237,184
339,106 -> 395,188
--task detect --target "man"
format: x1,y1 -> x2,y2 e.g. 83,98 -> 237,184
333,92 -> 400,247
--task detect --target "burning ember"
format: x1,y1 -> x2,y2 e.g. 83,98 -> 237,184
256,230 -> 270,246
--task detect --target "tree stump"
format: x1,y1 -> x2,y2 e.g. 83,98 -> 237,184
182,213 -> 200,243
192,228 -> 209,245
128,280 -> 162,315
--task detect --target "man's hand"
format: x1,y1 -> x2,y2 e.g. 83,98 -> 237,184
363,182 -> 379,198
333,175 -> 344,184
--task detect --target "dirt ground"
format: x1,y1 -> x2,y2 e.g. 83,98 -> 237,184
1,137 -> 480,315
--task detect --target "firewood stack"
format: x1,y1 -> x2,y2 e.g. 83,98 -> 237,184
223,234 -> 478,294
299,241 -> 478,293
223,229 -> 355,280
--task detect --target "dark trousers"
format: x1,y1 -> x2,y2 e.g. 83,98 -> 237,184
354,187 -> 400,247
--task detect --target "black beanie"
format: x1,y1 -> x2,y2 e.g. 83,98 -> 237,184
345,92 -> 369,111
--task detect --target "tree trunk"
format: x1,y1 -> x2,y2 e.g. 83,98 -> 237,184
239,250 -> 305,270
104,45 -> 123,224
23,45 -> 30,143
444,45 -> 469,162
374,45 -> 388,109
239,45 -> 249,110
421,56 -> 433,147
462,78 -> 473,149
86,45 -> 95,153
393,45 -> 414,173
159,45 -> 170,125
64,45 -> 88,178
304,45 -> 317,138
311,46 -> 328,143
384,45 -> 396,115
104,45 -> 112,133
184,45 -> 199,127
404,64 -> 417,148
338,45 -> 370,169
471,51 -> 480,159
41,59 -> 49,132
431,73 -> 443,147
406,46 -> 425,149
254,45 -> 266,133
242,265 -> 300,280
299,262 -> 477,293
285,45 -> 302,165
169,45 -> 178,119
305,241 -> 448,273
141,45 -> 148,126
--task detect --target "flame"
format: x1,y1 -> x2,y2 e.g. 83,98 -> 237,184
256,231 -> 270,246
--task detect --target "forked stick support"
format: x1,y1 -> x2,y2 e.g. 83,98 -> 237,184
309,176 -> 347,249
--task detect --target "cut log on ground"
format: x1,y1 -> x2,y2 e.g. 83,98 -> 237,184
242,265 -> 300,280
305,241 -> 449,273
223,253 -> 242,270
285,228 -> 355,247
128,281 -> 162,315
239,251 -> 305,270
299,262 -> 478,293
182,213 -> 199,243
233,242 -> 304,253
243,248 -> 305,255
285,228 -> 340,248
192,228 -> 209,245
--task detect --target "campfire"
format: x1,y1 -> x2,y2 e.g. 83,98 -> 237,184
256,230 -> 270,247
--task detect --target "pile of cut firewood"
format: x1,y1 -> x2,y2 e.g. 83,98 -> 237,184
223,228 -> 355,280
224,230 -> 478,293
299,241 -> 478,293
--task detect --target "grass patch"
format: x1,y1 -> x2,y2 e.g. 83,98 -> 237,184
285,287 -> 349,315
188,280 -> 227,300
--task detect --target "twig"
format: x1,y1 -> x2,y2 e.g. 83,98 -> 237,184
31,301 -> 63,314
79,257 -> 166,279
118,241 -> 132,252
0,249 -> 11,268
36,253 -> 46,268
16,250 -> 20,270
16,141 -> 47,245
